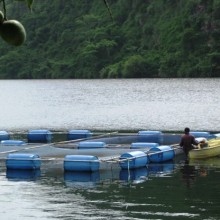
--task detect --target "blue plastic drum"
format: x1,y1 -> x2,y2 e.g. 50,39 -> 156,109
0,131 -> 9,141
67,130 -> 92,140
78,141 -> 106,149
119,151 -> 148,169
64,155 -> 100,171
27,130 -> 52,143
138,131 -> 163,144
190,131 -> 215,139
131,142 -> 159,149
6,154 -> 41,170
1,140 -> 26,146
148,145 -> 174,163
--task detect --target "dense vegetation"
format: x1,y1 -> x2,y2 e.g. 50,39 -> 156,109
0,0 -> 220,79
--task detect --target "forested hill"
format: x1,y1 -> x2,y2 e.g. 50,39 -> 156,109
0,0 -> 220,79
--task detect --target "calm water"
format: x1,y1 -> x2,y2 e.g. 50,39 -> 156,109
0,79 -> 220,220
0,159 -> 220,220
0,78 -> 220,131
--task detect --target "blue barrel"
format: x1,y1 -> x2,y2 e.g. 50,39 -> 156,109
131,142 -> 159,149
78,141 -> 106,149
27,130 -> 52,143
67,130 -> 92,140
0,131 -> 10,141
119,151 -> 148,169
64,155 -> 100,171
138,131 -> 163,144
190,131 -> 213,139
6,154 -> 41,170
148,145 -> 175,163
163,134 -> 182,145
1,140 -> 26,146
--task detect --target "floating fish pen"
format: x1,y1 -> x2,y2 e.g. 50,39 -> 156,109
0,129 -> 219,175
3,146 -> 177,172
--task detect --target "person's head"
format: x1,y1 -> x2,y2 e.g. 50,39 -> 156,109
184,127 -> 190,134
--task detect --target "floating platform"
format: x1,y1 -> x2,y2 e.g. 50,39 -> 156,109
0,129 -> 219,173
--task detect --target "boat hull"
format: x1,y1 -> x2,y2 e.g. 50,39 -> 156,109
189,139 -> 220,159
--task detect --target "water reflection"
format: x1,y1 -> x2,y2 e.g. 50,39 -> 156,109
180,161 -> 197,188
199,166 -> 208,177
1,160 -> 219,220
148,162 -> 175,176
120,167 -> 148,183
64,171 -> 100,188
6,169 -> 41,181
190,157 -> 220,168
63,162 -> 176,188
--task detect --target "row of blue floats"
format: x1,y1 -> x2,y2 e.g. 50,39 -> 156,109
0,129 -> 93,143
0,129 -> 216,145
5,145 -> 174,171
1,129 -> 218,172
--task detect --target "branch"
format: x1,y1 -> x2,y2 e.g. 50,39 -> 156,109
103,0 -> 113,21
2,0 -> 7,20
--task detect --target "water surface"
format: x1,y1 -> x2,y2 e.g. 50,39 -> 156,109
0,78 -> 220,131
0,158 -> 220,220
0,79 -> 220,220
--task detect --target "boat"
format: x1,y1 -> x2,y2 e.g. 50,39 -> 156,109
189,138 -> 220,159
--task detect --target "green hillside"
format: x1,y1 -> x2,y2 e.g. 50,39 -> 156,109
0,0 -> 220,78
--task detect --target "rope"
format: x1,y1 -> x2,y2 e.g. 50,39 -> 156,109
127,158 -> 131,182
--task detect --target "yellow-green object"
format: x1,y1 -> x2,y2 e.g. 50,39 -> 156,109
0,20 -> 26,46
189,138 -> 220,159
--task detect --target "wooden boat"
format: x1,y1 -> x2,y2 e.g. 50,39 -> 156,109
189,138 -> 220,159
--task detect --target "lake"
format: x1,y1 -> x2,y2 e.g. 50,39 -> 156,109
0,78 -> 220,131
0,78 -> 220,220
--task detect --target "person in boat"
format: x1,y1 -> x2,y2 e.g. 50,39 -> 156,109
180,127 -> 198,157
